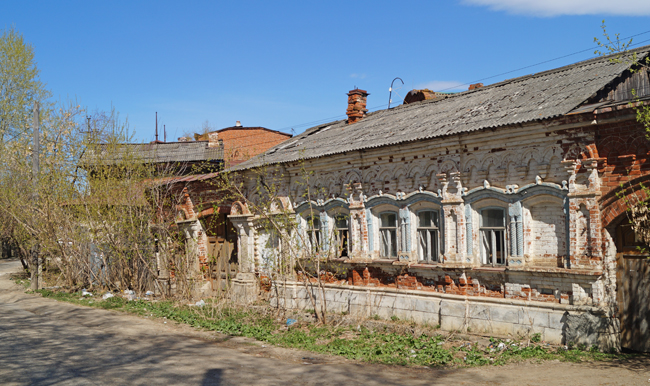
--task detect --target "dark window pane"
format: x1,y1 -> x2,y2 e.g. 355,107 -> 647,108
307,216 -> 320,230
482,209 -> 504,228
381,213 -> 397,228
418,211 -> 439,228
335,215 -> 348,229
418,211 -> 431,227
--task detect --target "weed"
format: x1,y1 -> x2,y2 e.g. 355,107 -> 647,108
390,315 -> 399,321
35,289 -> 637,369
530,333 -> 541,343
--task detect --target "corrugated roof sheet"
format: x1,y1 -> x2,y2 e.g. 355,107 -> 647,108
88,141 -> 223,165
234,47 -> 650,171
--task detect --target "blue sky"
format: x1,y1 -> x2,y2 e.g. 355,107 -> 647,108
3,0 -> 650,142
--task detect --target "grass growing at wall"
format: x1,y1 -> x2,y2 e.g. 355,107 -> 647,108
36,288 -> 637,368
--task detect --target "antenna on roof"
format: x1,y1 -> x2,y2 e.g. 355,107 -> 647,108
155,112 -> 159,142
164,124 -> 167,143
388,77 -> 404,109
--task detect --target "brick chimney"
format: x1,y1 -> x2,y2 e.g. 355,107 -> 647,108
207,132 -> 220,148
468,83 -> 483,91
346,89 -> 369,124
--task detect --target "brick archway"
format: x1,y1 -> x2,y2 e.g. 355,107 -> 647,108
600,174 -> 650,228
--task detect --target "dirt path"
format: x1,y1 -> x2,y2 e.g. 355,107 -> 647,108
0,259 -> 647,386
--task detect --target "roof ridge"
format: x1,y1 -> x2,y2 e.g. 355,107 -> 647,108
231,44 -> 650,172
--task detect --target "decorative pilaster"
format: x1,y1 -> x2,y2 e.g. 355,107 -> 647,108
465,203 -> 473,257
563,158 -> 603,270
508,201 -> 523,265
320,211 -> 329,251
366,208 -> 373,252
347,182 -> 368,256
438,172 -> 465,262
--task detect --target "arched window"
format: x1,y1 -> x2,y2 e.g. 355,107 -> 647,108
334,213 -> 350,257
306,215 -> 321,252
380,212 -> 398,258
417,210 -> 440,262
480,208 -> 507,266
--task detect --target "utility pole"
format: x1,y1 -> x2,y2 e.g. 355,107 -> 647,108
31,102 -> 40,291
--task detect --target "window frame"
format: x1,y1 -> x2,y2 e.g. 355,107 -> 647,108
332,212 -> 351,257
416,209 -> 440,263
479,207 -> 508,266
379,211 -> 399,259
305,214 -> 322,253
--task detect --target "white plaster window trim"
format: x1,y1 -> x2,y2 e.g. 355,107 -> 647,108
415,208 -> 441,264
379,210 -> 399,259
479,206 -> 508,267
328,207 -> 351,258
300,210 -> 322,254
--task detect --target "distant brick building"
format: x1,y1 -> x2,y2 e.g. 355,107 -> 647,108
195,122 -> 292,165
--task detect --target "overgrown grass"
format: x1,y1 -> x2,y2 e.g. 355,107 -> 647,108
36,288 -> 637,368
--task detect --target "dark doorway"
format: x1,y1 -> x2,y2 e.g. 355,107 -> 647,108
200,212 -> 238,293
615,219 -> 650,352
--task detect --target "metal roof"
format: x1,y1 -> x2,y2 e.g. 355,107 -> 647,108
234,47 -> 650,171
89,141 -> 223,165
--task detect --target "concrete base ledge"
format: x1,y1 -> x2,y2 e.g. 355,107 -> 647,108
270,281 -> 618,350
309,281 -> 606,314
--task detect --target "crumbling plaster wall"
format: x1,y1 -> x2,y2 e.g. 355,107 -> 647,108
232,116 -> 612,308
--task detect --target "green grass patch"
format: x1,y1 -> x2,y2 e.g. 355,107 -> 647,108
36,289 -> 639,368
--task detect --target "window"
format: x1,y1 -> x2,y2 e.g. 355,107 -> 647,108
334,213 -> 350,257
480,208 -> 507,266
268,229 -> 281,251
306,215 -> 321,252
380,212 -> 398,258
417,210 -> 439,263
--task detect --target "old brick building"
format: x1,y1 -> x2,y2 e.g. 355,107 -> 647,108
181,46 -> 650,351
166,125 -> 292,292
195,122 -> 292,166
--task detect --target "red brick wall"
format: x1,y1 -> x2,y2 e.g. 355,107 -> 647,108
216,128 -> 291,164
595,114 -> 650,226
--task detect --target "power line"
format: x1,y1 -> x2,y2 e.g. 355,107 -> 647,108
436,36 -> 650,93
271,30 -> 650,134
168,30 -> 650,142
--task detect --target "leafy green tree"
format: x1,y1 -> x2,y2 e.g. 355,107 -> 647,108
0,26 -> 51,141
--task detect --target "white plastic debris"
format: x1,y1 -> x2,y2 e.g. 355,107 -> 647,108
102,293 -> 114,300
123,290 -> 136,301
145,291 -> 154,296
81,289 -> 92,297
497,342 -> 506,350
195,299 -> 205,307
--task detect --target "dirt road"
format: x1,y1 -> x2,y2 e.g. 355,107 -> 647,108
0,259 -> 647,385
